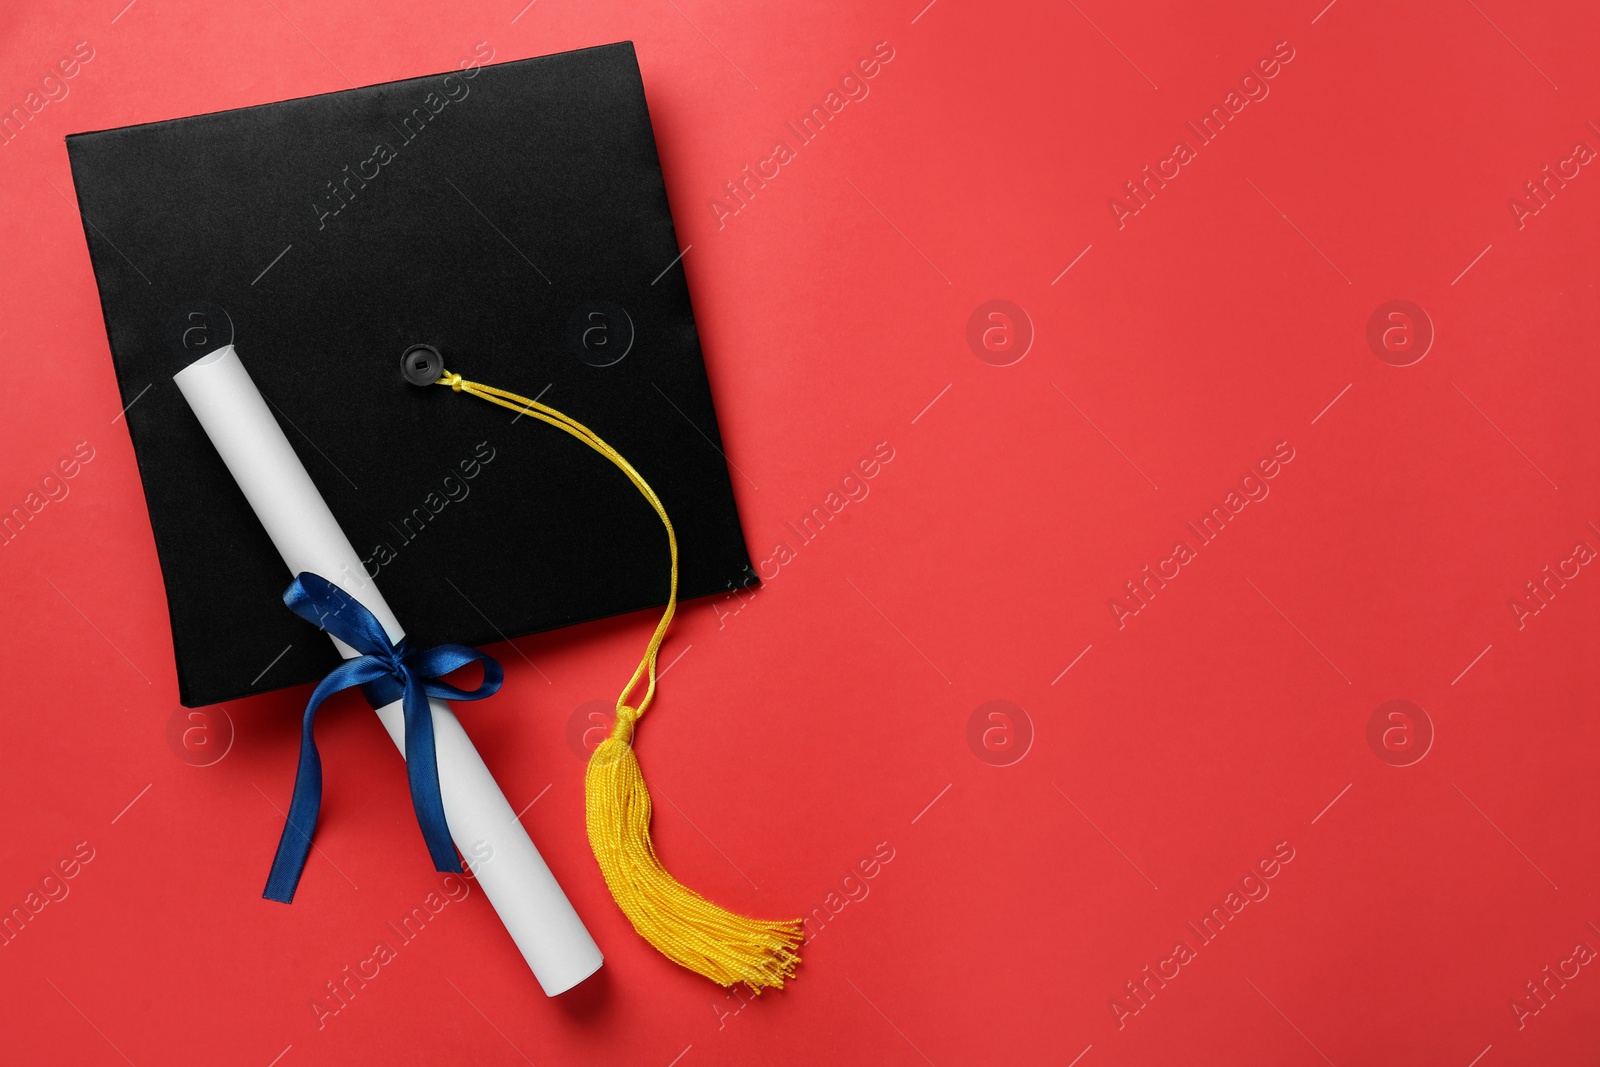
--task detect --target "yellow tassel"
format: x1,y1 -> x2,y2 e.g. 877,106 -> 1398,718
436,370 -> 803,990
587,712 -> 802,989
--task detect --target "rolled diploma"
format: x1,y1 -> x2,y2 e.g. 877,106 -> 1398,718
174,345 -> 602,996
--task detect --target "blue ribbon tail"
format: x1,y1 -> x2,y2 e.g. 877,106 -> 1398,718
401,674 -> 461,874
262,698 -> 323,903
261,657 -> 381,902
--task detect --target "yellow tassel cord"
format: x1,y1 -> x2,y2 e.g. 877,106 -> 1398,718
435,371 -> 803,990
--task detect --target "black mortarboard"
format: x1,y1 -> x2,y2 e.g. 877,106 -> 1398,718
66,41 -> 756,707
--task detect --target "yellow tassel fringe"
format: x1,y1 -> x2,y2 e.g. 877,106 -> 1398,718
436,370 -> 803,990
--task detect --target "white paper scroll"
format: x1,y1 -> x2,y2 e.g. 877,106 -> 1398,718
174,344 -> 603,996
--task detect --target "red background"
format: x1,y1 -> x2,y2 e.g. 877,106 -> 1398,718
3,0 -> 1598,1064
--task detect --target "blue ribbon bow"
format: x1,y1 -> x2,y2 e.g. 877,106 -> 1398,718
263,572 -> 504,903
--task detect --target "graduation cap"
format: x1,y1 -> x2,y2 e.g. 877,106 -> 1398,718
66,42 -> 800,991
65,40 -> 756,709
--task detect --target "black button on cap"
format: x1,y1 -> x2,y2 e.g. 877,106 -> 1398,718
402,344 -> 444,386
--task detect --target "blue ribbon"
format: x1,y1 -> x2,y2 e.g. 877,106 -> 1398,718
263,572 -> 503,903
